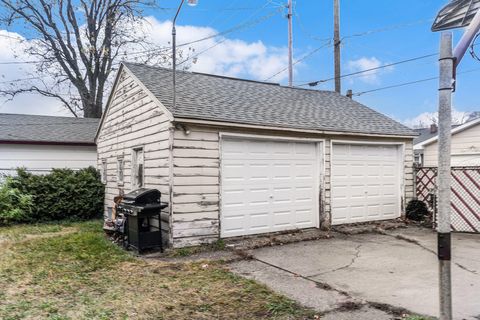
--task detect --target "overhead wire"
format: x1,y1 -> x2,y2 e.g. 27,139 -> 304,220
299,53 -> 439,87
0,7 -> 283,67
263,41 -> 332,81
154,5 -> 283,69
0,76 -> 43,84
264,5 -> 435,83
352,67 -> 480,96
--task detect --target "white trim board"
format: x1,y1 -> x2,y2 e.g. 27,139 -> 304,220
178,118 -> 416,140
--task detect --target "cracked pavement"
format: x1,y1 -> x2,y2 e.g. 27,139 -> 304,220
228,227 -> 480,319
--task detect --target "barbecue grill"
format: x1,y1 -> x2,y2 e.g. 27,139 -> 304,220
117,188 -> 168,253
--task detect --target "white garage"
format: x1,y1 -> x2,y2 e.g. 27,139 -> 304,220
220,136 -> 321,237
99,62 -> 416,247
331,143 -> 403,225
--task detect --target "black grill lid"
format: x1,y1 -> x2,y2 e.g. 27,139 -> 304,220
122,188 -> 161,205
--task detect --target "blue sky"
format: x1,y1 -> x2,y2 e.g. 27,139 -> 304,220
146,0 -> 479,124
0,0 -> 478,125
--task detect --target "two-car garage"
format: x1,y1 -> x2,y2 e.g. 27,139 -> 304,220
220,135 -> 403,237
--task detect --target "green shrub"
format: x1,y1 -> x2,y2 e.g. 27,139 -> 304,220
0,177 -> 34,224
7,167 -> 104,223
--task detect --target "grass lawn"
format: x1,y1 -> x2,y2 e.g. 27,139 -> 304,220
0,220 -> 315,320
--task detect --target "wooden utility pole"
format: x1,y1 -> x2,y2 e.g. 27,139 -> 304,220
333,0 -> 341,93
287,0 -> 293,86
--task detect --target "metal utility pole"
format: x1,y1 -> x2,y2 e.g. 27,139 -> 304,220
172,0 -> 185,110
437,32 -> 453,320
432,2 -> 480,318
172,0 -> 198,109
333,0 -> 341,93
287,0 -> 293,87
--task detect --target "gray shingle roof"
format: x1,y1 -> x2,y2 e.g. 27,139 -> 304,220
413,128 -> 437,146
123,63 -> 416,137
0,113 -> 99,144
413,125 -> 460,146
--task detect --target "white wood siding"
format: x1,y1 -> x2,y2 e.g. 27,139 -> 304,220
171,124 -> 414,246
172,128 -> 220,247
0,144 -> 96,174
422,123 -> 480,166
96,70 -> 172,245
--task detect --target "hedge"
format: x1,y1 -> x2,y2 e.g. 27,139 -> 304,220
0,167 -> 104,225
0,177 -> 34,225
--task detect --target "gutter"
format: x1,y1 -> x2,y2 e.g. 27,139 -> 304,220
0,140 -> 96,147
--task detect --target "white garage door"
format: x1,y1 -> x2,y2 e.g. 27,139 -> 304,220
221,137 -> 320,237
331,143 -> 401,225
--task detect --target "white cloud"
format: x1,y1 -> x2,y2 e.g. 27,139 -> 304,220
0,30 -> 71,116
0,16 -> 290,116
403,108 -> 472,128
140,17 -> 289,81
346,56 -> 393,84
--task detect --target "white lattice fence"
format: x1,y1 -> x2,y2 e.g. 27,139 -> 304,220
415,166 -> 480,232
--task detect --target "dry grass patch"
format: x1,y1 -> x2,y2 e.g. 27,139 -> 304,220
0,220 -> 315,320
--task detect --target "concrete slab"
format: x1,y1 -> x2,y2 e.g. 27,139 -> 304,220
320,306 -> 393,320
228,259 -> 353,313
234,229 -> 480,319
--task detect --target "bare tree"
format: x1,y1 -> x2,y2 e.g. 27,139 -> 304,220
0,0 -> 168,118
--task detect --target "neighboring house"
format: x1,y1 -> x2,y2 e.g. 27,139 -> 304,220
414,118 -> 480,166
96,62 -> 417,248
0,113 -> 98,177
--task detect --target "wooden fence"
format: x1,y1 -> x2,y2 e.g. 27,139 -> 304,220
415,166 -> 480,232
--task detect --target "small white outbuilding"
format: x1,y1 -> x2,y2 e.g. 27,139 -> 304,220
0,113 -> 98,177
96,63 -> 417,248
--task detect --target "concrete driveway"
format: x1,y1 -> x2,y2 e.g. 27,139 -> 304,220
229,227 -> 480,319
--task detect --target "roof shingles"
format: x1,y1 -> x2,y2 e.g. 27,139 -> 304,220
0,113 -> 99,144
124,62 -> 416,137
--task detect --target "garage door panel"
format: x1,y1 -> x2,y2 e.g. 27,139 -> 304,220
367,204 -> 381,217
221,138 -> 319,237
332,143 -> 401,225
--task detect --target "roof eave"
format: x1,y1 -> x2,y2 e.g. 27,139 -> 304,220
415,117 -> 480,148
0,140 -> 96,146
173,117 -> 417,139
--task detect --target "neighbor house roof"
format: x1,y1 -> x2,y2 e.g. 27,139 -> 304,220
413,127 -> 439,145
413,125 -> 460,146
414,117 -> 480,148
0,113 -> 99,145
122,63 -> 416,137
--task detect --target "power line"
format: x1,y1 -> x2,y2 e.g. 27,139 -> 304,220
353,76 -> 438,96
176,7 -> 282,67
177,7 -> 283,49
300,53 -> 439,87
263,42 -> 332,81
0,7 -> 282,88
342,18 -> 433,41
0,8 -> 283,67
0,60 -> 40,65
352,67 -> 480,96
0,76 -> 42,84
293,9 -> 433,44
